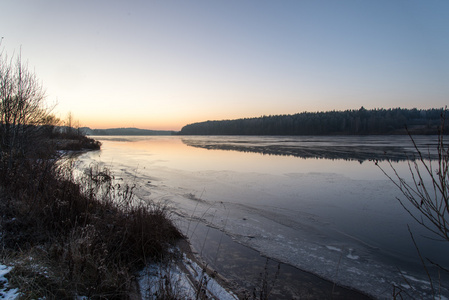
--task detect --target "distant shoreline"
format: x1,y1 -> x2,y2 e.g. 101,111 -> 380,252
179,107 -> 447,136
77,107 -> 448,136
81,127 -> 176,136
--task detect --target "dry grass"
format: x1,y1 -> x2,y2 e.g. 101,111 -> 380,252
0,144 -> 182,298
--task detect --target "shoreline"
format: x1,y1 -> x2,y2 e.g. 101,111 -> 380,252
181,222 -> 373,299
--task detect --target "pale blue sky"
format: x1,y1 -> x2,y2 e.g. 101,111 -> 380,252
1,0 -> 448,130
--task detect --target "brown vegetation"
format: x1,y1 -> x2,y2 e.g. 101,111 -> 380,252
0,160 -> 182,298
0,47 -> 182,298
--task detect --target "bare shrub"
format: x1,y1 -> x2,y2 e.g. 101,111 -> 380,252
376,110 -> 449,243
376,109 -> 449,298
0,49 -> 56,168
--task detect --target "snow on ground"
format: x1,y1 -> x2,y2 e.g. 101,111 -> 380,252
0,264 -> 18,299
138,254 -> 237,300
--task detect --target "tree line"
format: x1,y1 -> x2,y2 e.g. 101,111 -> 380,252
179,107 -> 447,135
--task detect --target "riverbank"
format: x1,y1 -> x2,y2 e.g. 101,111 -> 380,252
0,135 -> 183,298
180,219 -> 373,299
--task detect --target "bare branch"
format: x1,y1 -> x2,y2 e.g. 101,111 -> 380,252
377,108 -> 449,242
0,47 -> 55,163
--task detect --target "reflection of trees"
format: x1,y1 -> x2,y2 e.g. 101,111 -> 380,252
182,139 -> 437,163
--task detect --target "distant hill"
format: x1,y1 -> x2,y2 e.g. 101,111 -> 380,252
179,107 -> 448,135
81,127 -> 175,136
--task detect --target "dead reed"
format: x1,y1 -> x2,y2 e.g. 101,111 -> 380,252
0,146 -> 182,298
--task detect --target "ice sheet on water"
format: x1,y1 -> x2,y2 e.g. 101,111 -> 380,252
232,221 -> 445,299
171,191 -> 448,299
77,137 -> 449,300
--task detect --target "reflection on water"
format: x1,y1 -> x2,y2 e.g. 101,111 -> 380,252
81,135 -> 448,299
182,135 -> 440,162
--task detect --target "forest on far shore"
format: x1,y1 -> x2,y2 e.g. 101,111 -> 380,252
179,107 -> 448,135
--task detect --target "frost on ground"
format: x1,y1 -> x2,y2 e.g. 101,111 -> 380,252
0,265 -> 18,299
138,254 -> 237,300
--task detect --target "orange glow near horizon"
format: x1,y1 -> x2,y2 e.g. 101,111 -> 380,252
79,118 -> 186,131
69,100 -> 446,132
68,103 -> 315,131
2,1 -> 448,133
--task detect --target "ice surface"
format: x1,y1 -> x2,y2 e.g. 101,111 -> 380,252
78,136 -> 449,299
346,248 -> 359,260
326,246 -> 342,252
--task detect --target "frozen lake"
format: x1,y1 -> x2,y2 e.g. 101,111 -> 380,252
77,135 -> 448,299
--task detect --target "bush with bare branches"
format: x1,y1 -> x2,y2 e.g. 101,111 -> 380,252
0,49 -> 57,166
376,109 -> 449,298
376,110 -> 449,243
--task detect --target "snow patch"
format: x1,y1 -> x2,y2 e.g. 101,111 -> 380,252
138,255 -> 237,300
346,248 -> 359,260
326,245 -> 342,252
402,274 -> 431,286
0,265 -> 19,299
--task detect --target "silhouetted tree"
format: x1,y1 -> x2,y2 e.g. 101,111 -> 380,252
0,48 -> 56,166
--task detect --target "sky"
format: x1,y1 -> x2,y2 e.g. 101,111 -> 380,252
1,0 -> 448,131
